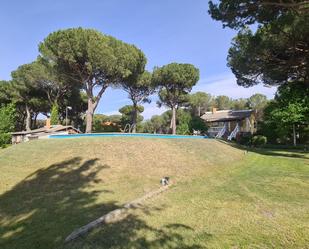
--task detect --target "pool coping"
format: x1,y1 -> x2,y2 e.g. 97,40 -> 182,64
49,133 -> 208,139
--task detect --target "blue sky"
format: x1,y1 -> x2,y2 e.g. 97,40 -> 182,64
0,0 -> 276,119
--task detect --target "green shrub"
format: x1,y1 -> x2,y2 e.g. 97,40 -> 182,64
50,104 -> 59,125
177,122 -> 190,135
189,116 -> 208,134
177,109 -> 192,135
0,133 -> 11,147
252,135 -> 267,147
0,104 -> 16,147
238,135 -> 252,146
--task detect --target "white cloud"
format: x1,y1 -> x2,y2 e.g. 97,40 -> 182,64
193,73 -> 277,99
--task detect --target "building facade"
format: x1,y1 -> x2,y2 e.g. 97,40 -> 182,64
201,108 -> 256,140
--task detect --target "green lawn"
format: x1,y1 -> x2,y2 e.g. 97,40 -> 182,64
0,138 -> 308,249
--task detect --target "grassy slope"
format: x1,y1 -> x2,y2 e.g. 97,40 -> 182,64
0,138 -> 308,249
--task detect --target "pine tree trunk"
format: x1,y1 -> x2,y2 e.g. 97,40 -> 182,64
293,124 -> 297,146
25,104 -> 31,131
33,113 -> 38,129
85,99 -> 94,133
84,83 -> 108,134
170,114 -> 173,130
171,106 -> 176,135
132,103 -> 137,133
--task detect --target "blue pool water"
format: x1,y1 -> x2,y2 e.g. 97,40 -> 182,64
49,133 -> 208,139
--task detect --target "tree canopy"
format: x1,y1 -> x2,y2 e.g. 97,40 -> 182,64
0,81 -> 13,105
153,63 -> 199,134
39,28 -> 146,133
214,95 -> 231,110
228,23 -> 309,87
120,71 -> 154,132
188,92 -> 212,116
209,0 -> 309,29
0,103 -> 16,147
119,104 -> 144,130
11,63 -> 49,131
262,83 -> 309,145
209,0 -> 309,87
248,93 -> 268,110
27,59 -> 77,107
232,98 -> 248,110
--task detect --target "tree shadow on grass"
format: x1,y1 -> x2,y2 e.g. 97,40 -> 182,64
0,157 -> 117,249
217,140 -> 308,159
63,213 -> 205,249
0,157 -> 207,249
248,149 -> 309,159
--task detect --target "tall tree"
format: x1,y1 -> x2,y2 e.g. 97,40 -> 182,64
1,81 -> 29,131
7,61 -> 81,128
62,90 -> 88,129
150,115 -> 165,133
11,64 -> 48,131
188,92 -> 212,116
39,28 -> 146,133
232,98 -> 248,110
120,71 -> 154,133
248,93 -> 268,121
29,59 -> 77,108
0,81 -> 13,105
209,1 -> 309,29
262,83 -> 308,145
0,103 -> 16,147
176,109 -> 192,135
50,104 -> 59,125
215,95 -> 232,110
209,0 -> 309,87
248,94 -> 268,110
153,63 -> 199,134
119,105 -> 144,131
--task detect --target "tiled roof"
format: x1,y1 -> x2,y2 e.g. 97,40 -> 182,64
201,110 -> 253,122
11,125 -> 80,135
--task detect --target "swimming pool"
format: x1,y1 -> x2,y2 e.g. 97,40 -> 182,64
49,133 -> 208,139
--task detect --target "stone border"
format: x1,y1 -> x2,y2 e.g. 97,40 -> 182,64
65,185 -> 170,242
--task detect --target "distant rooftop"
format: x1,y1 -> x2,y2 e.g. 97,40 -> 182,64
201,109 -> 253,122
11,125 -> 80,135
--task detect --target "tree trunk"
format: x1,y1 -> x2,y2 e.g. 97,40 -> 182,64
171,106 -> 177,135
19,111 -> 26,132
25,104 -> 31,131
198,105 -> 201,117
32,113 -> 38,129
85,99 -> 95,133
132,103 -> 137,133
293,124 -> 297,146
85,83 -> 108,134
